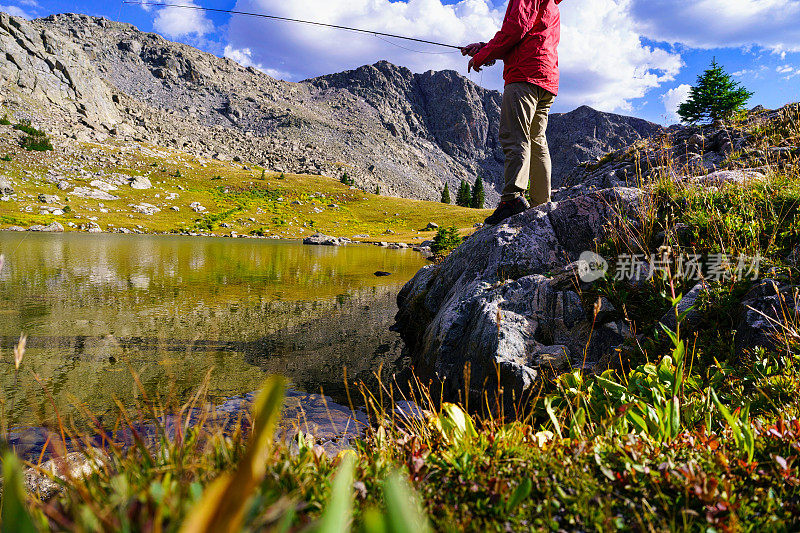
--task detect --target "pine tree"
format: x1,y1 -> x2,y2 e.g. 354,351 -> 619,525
375,185 -> 381,195
470,177 -> 485,209
441,183 -> 451,204
678,59 -> 753,125
456,180 -> 471,207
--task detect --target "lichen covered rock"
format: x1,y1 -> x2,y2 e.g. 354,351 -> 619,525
394,187 -> 642,404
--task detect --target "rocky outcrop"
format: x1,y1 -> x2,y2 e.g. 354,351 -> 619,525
394,187 -> 642,404
556,104 -> 800,200
0,12 -> 120,130
0,12 -> 662,205
303,232 -> 346,246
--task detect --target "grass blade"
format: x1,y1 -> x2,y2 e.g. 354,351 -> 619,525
180,375 -> 286,533
383,472 -> 431,533
316,451 -> 356,533
1,452 -> 40,533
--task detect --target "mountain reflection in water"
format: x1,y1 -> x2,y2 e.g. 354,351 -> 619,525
0,232 -> 426,430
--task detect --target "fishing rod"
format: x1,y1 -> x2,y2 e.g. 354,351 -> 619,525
122,2 -> 464,50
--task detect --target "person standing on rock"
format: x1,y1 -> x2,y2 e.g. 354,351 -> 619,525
463,0 -> 563,225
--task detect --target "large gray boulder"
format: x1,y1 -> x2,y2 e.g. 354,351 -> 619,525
303,232 -> 343,246
394,187 -> 642,404
0,177 -> 13,195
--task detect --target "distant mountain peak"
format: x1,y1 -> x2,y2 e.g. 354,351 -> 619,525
1,10 -> 662,203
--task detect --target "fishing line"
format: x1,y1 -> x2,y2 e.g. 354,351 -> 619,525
373,35 -> 461,56
122,1 -> 464,50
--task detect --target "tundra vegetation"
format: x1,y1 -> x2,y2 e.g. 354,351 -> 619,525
2,106 -> 799,532
0,124 -> 488,242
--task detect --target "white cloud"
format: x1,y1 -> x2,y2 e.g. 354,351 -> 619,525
776,64 -> 800,79
0,4 -> 32,18
223,45 -> 292,79
223,45 -> 262,69
662,84 -> 692,124
224,0 -> 683,113
558,0 -> 683,111
153,0 -> 214,39
630,0 -> 800,52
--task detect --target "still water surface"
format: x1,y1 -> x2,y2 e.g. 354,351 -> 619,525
0,233 -> 426,428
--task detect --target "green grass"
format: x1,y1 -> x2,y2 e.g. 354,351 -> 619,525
6,329 -> 800,531
0,138 -> 489,242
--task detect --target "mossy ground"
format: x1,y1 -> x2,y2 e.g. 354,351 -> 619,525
0,126 -> 489,243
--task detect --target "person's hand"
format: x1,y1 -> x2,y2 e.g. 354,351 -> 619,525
468,58 -> 482,73
461,42 -> 485,57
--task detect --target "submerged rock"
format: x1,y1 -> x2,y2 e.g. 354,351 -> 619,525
25,451 -> 106,501
394,187 -> 642,405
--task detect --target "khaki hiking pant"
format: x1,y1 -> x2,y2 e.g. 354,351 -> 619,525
499,82 -> 555,205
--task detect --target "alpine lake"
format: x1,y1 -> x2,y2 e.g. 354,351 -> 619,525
0,232 -> 427,455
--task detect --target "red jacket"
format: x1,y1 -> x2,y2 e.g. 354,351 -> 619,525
473,0 -> 562,95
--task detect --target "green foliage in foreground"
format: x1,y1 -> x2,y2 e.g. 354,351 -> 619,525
4,331 -> 799,531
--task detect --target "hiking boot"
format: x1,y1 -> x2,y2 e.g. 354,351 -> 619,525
484,196 -> 530,225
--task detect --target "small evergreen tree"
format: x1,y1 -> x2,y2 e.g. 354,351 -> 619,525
340,172 -> 354,186
375,185 -> 381,195
441,183 -> 451,204
470,177 -> 485,209
678,59 -> 753,125
431,226 -> 462,256
456,180 -> 471,207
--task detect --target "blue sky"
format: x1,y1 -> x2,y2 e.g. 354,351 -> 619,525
4,0 -> 799,124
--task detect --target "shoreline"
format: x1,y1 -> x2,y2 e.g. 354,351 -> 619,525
0,226 -> 435,256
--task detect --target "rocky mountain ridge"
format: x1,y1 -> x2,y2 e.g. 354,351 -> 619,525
1,12 -> 663,204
